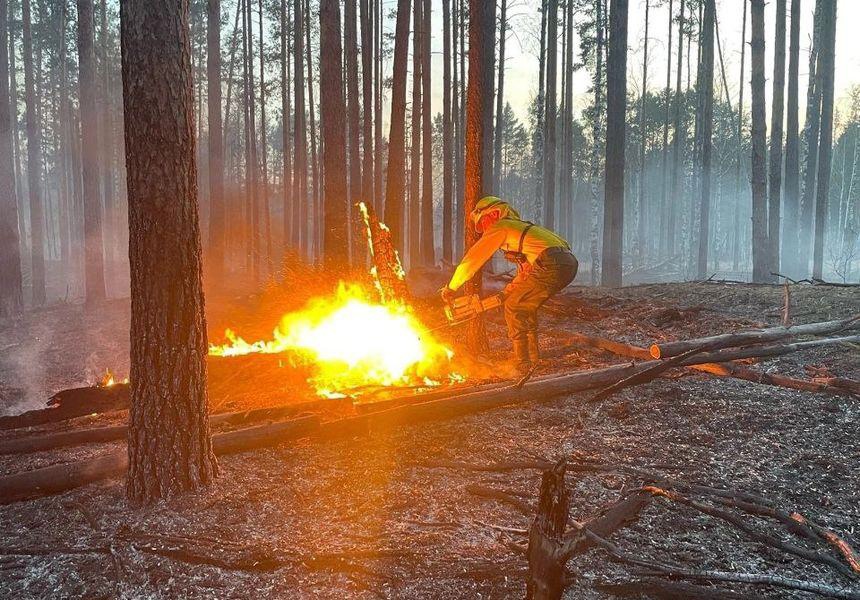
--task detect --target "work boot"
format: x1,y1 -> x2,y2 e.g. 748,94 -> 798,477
511,338 -> 532,376
526,331 -> 540,364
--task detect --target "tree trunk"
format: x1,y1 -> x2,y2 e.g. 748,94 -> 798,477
320,0 -> 349,265
695,0 -> 714,279
344,0 -> 361,264
560,0 -> 573,242
667,0 -> 684,259
659,0 -> 672,261
99,0 -> 115,282
455,0 -> 465,256
492,0 -> 507,196
588,0 -> 604,285
305,0 -> 320,259
732,0 -> 747,271
76,0 -> 107,304
480,0 -> 495,198
409,0 -> 422,264
293,0 -> 307,252
601,0 -> 628,287
534,0 -> 546,222
812,0 -> 836,280
799,0 -> 823,276
120,0 -> 218,505
419,0 -> 433,265
768,0 -> 787,280
258,0 -> 271,273
207,0 -> 225,277
637,0 -> 649,265
21,0 -> 44,305
543,0 -> 557,229
373,0 -> 383,214
750,0 -> 769,282
360,0 -> 374,235
280,0 -> 293,251
383,0 -> 411,251
464,0 -> 488,352
441,0 -> 453,263
0,0 -> 21,317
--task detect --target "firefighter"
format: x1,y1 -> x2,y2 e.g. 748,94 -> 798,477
440,196 -> 578,374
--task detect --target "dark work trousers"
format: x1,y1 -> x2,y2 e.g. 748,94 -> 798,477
502,248 -> 578,342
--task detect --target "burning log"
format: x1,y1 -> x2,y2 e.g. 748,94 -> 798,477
649,315 -> 859,359
358,201 -> 409,304
0,383 -> 130,430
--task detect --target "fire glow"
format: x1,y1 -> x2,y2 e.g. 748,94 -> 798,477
208,283 -> 460,396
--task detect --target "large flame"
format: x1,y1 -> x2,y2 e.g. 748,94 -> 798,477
209,283 -> 457,396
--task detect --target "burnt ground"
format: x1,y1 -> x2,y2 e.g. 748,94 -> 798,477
0,280 -> 858,599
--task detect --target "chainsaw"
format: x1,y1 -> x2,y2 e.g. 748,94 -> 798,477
443,293 -> 504,326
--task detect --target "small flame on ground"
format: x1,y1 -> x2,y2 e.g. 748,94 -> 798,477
98,369 -> 128,387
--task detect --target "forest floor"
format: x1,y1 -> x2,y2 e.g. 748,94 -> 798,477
0,276 -> 858,599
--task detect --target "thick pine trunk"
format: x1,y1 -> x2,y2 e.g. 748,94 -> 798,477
812,0 -> 836,280
799,0 -> 823,276
542,0 -> 557,229
120,0 -> 218,505
77,0 -> 107,304
491,0 -> 507,196
601,0 -> 628,287
208,0 -> 225,276
344,0 -> 361,263
21,0 -> 45,305
383,0 -> 411,251
695,0 -> 714,279
359,0 -> 374,229
441,0 -> 453,263
408,0 -> 422,264
319,0 -> 349,265
479,0 -> 495,197
464,0 -> 488,352
667,0 -> 684,259
750,0 -> 769,283
293,0 -> 308,252
768,0 -> 787,280
419,0 -> 433,265
0,0 -> 21,317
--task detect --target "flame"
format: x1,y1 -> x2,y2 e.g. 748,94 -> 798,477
209,283 -> 458,395
98,369 -> 128,387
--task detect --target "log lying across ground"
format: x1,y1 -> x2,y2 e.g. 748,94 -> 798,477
0,399 -> 349,455
650,315 -> 859,359
0,384 -> 130,430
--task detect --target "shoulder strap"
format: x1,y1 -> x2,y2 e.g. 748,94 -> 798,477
517,222 -> 535,255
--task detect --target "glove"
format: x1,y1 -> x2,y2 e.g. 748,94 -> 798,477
439,286 -> 456,304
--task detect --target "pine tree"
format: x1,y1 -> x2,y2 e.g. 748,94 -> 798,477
0,0 -> 21,316
750,0 -> 770,282
768,0 -> 787,279
812,0 -> 836,279
782,0 -> 801,275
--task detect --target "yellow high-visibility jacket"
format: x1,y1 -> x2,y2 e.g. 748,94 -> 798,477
447,217 -> 570,291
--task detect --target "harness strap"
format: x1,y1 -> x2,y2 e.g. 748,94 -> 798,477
517,223 -> 535,255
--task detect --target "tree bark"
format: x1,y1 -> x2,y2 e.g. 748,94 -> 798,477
280,0 -> 293,250
383,0 -> 412,251
589,0 -> 604,284
419,0 -> 433,265
750,0 -> 769,282
359,0 -> 374,233
479,0 -> 495,198
344,0 -> 361,264
492,0 -> 507,196
464,0 -> 489,352
601,0 -> 628,287
305,0 -> 320,259
293,0 -> 308,252
207,0 -> 225,277
409,0 -> 422,264
658,0 -> 672,260
320,0 -> 349,265
732,0 -> 747,271
695,0 -> 714,279
77,0 -> 107,304
812,0 -> 836,280
799,0 -> 823,276
258,0 -> 271,273
120,0 -> 218,504
768,0 -> 787,280
636,0 -> 649,265
667,0 -> 684,259
21,0 -> 44,305
0,0 -> 21,317
441,0 -> 453,263
542,0 -> 557,229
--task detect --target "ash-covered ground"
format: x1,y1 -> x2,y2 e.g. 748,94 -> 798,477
0,280 -> 857,599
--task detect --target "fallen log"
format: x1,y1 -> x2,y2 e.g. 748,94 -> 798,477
0,384 -> 130,430
650,316 -> 860,359
0,398 -> 349,455
572,332 -> 860,398
0,415 -> 320,504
